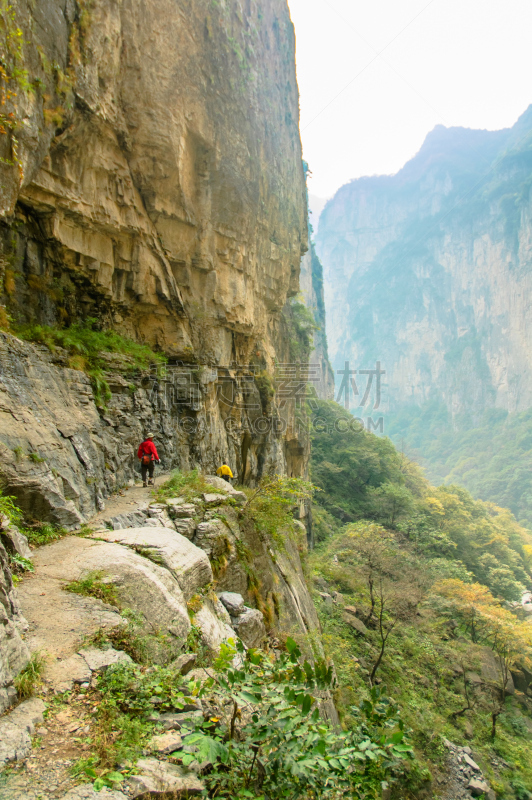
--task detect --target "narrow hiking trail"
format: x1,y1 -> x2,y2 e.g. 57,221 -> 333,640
0,478 -> 175,800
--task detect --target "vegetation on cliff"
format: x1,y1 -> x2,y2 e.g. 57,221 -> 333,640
309,399 -> 532,798
8,318 -> 165,405
387,402 -> 532,529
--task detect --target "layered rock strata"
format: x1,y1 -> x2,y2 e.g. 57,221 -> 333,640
0,0 -> 309,515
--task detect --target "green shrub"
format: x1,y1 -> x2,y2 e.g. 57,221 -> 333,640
177,638 -> 414,800
239,474 -> 316,548
88,608 -> 174,665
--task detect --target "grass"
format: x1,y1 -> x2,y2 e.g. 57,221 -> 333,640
72,658 -> 201,778
13,318 -> 166,407
65,570 -> 119,606
15,652 -> 46,698
22,522 -> 69,546
156,468 -> 222,503
87,608 -> 175,666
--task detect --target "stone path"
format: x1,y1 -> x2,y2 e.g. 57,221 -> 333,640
15,480 -> 164,693
0,482 -> 168,799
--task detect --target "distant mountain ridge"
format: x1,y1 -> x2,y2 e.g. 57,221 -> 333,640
317,105 -> 532,417
316,105 -> 532,524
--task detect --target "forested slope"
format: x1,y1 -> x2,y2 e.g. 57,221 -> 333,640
309,400 -> 532,799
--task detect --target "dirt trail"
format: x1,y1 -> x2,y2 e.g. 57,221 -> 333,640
1,479 -> 176,799
17,477 -> 171,689
89,472 -> 171,527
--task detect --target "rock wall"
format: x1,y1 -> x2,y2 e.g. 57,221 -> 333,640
316,107 -> 532,419
0,0 -> 312,517
299,236 -> 334,401
0,520 -> 30,714
0,330 -> 312,526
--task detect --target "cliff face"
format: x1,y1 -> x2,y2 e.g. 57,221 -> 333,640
299,237 -> 334,401
0,0 -> 310,517
317,108 -> 532,419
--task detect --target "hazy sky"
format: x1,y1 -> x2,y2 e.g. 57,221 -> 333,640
288,0 -> 532,199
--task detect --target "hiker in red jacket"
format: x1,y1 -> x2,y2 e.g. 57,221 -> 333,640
137,432 -> 160,487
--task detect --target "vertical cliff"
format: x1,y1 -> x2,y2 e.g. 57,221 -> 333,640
317,107 -> 532,419
299,237 -> 334,401
0,0 -> 311,520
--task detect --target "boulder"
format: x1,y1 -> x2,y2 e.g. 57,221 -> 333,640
204,477 -> 246,504
0,519 -> 32,560
0,697 -> 46,770
149,731 -> 183,754
204,476 -> 236,493
171,653 -> 197,676
167,502 -> 197,518
173,518 -> 197,540
194,598 -> 237,654
33,537 -> 191,645
511,668 -> 529,693
342,612 -> 368,636
319,592 -> 333,605
194,520 -> 230,559
218,591 -> 245,616
480,647 -> 515,695
78,647 -> 133,673
146,509 -> 176,530
60,785 -> 128,800
344,605 -> 358,616
463,753 -> 480,771
234,608 -> 266,647
203,493 -> 228,506
465,671 -> 483,686
107,510 -> 148,530
92,527 -> 212,601
128,758 -> 204,798
165,497 -> 186,507
468,778 -> 491,797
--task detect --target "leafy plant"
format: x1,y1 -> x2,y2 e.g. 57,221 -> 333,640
9,552 -> 33,573
156,468 -> 220,503
174,637 -> 414,800
239,474 -> 316,548
88,608 -> 174,665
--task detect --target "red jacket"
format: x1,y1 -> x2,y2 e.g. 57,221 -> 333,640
137,440 -> 159,460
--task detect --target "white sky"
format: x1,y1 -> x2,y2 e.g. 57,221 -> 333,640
288,0 -> 532,199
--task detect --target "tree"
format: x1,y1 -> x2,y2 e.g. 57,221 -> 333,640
432,578 -> 532,738
368,482 -> 414,527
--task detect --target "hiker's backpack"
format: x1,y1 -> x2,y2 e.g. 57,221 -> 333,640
140,444 -> 152,465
